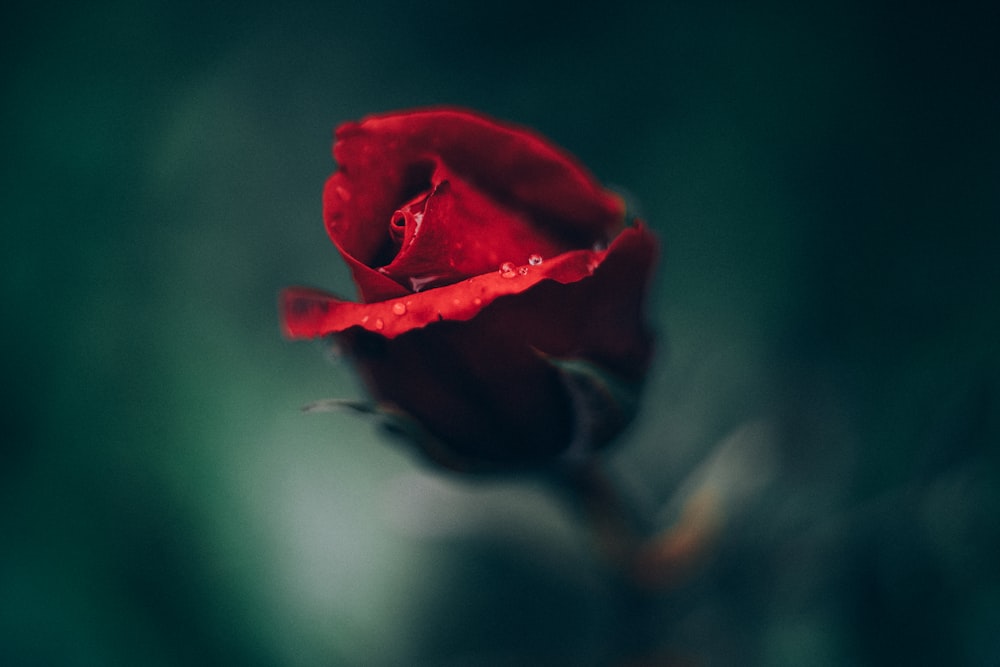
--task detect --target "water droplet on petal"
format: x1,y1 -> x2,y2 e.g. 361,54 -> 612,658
335,185 -> 351,201
528,254 -> 543,266
518,266 -> 529,275
392,302 -> 407,315
374,318 -> 384,330
361,315 -> 370,324
473,297 -> 483,306
499,261 -> 517,278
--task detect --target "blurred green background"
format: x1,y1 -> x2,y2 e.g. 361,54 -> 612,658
3,0 -> 998,664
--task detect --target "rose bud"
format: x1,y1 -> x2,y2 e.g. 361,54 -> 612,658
282,107 -> 657,472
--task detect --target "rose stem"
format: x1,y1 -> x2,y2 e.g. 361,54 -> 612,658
548,460 -> 659,660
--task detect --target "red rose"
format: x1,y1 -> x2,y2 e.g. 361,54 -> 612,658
282,107 -> 657,472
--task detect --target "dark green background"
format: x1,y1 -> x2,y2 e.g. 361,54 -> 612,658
3,1 -> 998,664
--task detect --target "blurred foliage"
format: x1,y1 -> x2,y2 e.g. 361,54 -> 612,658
2,0 -> 998,665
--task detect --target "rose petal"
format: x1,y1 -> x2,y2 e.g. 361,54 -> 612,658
282,223 -> 656,381
279,247 -> 593,339
324,173 -> 413,302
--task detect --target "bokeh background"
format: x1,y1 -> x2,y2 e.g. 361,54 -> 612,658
3,0 -> 998,664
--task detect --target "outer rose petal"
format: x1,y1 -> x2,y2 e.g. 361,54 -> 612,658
283,223 -> 653,362
324,107 -> 625,301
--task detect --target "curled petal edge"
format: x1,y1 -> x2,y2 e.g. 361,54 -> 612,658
281,223 -> 653,341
